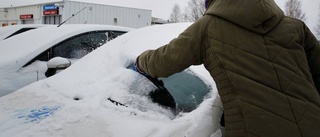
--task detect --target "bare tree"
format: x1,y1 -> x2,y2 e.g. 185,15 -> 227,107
169,4 -> 182,23
316,4 -> 320,38
284,0 -> 306,21
183,0 -> 206,22
316,21 -> 320,38
316,24 -> 320,39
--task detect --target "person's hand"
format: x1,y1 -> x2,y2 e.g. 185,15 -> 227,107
131,63 -> 175,110
131,63 -> 148,77
131,62 -> 165,86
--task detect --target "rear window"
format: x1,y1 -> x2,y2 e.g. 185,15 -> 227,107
5,28 -> 36,39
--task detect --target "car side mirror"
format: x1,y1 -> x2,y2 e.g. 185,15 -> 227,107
45,57 -> 71,77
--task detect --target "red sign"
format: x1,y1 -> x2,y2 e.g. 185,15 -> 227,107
43,10 -> 59,16
20,14 -> 33,19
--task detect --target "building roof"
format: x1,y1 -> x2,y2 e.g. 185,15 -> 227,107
151,17 -> 168,24
0,0 -> 62,8
0,0 -> 151,11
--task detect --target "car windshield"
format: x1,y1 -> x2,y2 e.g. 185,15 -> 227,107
125,68 -> 211,114
160,69 -> 210,112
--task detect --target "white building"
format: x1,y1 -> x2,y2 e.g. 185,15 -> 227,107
0,0 -> 152,28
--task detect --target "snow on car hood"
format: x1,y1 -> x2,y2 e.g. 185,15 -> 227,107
0,23 -> 223,137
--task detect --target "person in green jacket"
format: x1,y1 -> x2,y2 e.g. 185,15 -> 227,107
133,0 -> 320,136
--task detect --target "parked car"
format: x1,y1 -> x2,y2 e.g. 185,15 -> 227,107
0,24 -> 49,40
0,23 -> 223,137
0,24 -> 133,96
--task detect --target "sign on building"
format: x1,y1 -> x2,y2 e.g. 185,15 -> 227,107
43,4 -> 59,16
20,14 -> 33,19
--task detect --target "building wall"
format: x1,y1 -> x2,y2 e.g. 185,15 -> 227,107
0,5 -> 42,25
62,1 -> 151,28
0,1 -> 151,28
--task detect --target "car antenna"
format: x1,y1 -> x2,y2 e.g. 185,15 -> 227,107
57,7 -> 87,27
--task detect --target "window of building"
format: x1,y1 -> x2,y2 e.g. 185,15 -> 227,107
113,18 -> 117,26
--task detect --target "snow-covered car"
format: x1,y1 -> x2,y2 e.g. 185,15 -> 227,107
0,24 -> 133,96
0,24 -> 49,40
0,23 -> 224,137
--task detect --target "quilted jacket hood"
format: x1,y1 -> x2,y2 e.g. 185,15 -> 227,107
206,0 -> 284,34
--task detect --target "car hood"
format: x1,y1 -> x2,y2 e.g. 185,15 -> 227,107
0,23 -> 223,137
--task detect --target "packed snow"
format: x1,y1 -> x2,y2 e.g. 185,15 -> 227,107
0,23 -> 223,137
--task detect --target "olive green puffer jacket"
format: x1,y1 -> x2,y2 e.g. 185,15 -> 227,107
137,0 -> 320,136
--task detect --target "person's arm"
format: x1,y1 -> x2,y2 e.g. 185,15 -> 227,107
136,16 -> 212,78
304,24 -> 320,94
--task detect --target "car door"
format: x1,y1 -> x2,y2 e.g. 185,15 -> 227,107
24,30 -> 127,67
17,30 -> 127,91
51,30 -> 127,59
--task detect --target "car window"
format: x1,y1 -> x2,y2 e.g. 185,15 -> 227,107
159,70 -> 211,112
24,30 -> 128,68
23,49 -> 50,67
52,31 -> 109,59
5,28 -> 37,39
108,31 -> 127,40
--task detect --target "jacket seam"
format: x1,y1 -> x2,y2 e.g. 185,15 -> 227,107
206,36 -> 269,63
213,38 -> 307,81
282,74 -> 296,93
240,99 -> 297,123
269,47 -> 283,62
264,36 -> 304,136
297,101 -> 310,123
284,96 -> 303,136
207,42 -> 249,136
207,36 -> 307,79
200,16 -> 214,62
224,68 -> 281,92
227,67 -> 314,108
268,33 -> 300,63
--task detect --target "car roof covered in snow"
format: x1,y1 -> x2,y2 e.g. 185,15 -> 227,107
0,24 -> 51,40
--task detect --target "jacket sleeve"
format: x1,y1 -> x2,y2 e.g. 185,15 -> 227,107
304,24 -> 320,94
136,16 -> 212,78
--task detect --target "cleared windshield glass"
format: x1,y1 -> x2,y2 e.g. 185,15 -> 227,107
160,69 -> 210,112
114,66 -> 211,117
